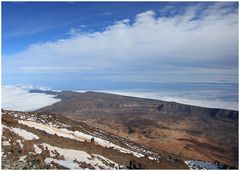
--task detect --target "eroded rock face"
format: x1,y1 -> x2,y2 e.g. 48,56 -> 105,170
157,102 -> 238,120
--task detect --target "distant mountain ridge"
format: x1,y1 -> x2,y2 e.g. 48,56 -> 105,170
32,89 -> 238,121
156,101 -> 238,120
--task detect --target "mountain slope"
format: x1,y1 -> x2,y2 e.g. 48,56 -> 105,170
2,109 -> 190,169
36,90 -> 238,167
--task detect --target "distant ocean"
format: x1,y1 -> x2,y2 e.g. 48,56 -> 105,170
2,82 -> 238,111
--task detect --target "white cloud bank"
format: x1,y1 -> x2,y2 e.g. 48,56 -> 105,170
3,2 -> 238,83
89,89 -> 238,110
1,84 -> 237,112
2,85 -> 61,111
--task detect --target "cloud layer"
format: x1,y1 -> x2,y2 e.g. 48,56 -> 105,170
91,89 -> 238,110
3,2 -> 238,83
2,83 -> 237,112
2,85 -> 61,111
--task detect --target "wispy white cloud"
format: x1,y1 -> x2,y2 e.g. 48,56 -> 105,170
68,26 -> 88,36
101,12 -> 112,15
3,3 -> 238,83
5,25 -> 56,38
4,16 -> 82,38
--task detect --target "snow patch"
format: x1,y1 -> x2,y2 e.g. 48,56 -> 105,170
45,158 -> 80,169
16,139 -> 23,148
148,156 -> 157,160
43,143 -> 118,169
19,120 -> 84,141
92,154 -> 118,167
33,144 -> 42,154
19,120 -> 144,158
2,141 -> 10,146
19,155 -> 27,162
8,127 -> 39,140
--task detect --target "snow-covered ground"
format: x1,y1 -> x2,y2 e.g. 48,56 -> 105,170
3,124 -> 39,140
33,144 -> 42,154
18,120 -> 85,141
18,155 -> 27,162
11,127 -> 39,140
45,158 -> 80,169
43,143 -> 119,169
2,141 -> 10,146
19,120 -> 144,158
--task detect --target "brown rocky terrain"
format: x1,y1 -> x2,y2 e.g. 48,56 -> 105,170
36,90 -> 238,168
2,109 -> 189,169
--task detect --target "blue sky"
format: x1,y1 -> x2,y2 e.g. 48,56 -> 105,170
2,2 -> 239,90
3,2 -> 189,55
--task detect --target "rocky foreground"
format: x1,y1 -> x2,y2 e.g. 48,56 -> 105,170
2,109 -> 191,169
2,109 -> 236,169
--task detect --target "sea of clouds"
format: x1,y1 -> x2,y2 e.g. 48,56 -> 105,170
2,85 -> 238,112
2,85 -> 61,111
92,89 -> 238,111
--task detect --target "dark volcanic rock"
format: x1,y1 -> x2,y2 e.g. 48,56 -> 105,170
158,102 -> 238,120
